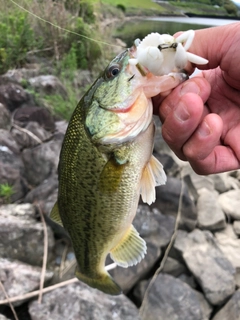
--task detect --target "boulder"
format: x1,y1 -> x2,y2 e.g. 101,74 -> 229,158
137,273 -> 212,320
0,83 -> 30,112
174,229 -> 236,305
0,204 -> 55,266
0,103 -> 11,130
0,146 -> 26,202
153,176 -> 197,230
28,75 -> 67,98
197,188 -> 226,231
21,134 -> 63,186
28,282 -> 141,320
212,289 -> 240,320
0,258 -> 53,306
233,220 -> 240,236
218,190 -> 240,220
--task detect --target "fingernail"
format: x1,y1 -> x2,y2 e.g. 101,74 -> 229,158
198,121 -> 210,137
174,101 -> 190,122
180,82 -> 200,96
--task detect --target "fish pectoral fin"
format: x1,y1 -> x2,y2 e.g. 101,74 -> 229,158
49,201 -> 63,226
140,155 -> 167,205
110,225 -> 147,268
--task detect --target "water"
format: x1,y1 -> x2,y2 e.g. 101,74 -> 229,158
114,16 -> 239,47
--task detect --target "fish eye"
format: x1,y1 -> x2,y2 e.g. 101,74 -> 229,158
105,64 -> 121,79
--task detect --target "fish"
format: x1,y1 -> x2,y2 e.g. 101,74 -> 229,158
50,31 -> 208,295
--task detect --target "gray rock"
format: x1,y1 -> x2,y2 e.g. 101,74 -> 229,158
0,258 -> 53,306
162,257 -> 187,277
233,220 -> 240,236
210,172 -> 233,194
28,75 -> 67,97
55,120 -> 68,135
110,206 -> 175,292
0,103 -> 11,130
214,230 -> 240,270
174,229 -> 236,305
184,167 -> 215,195
0,315 -> 11,320
0,146 -> 26,202
0,204 -> 55,266
218,190 -> 240,220
177,273 -> 197,289
153,176 -> 197,230
139,273 -> 212,320
0,83 -> 30,112
212,289 -> 240,320
28,282 -> 141,320
12,121 -> 52,148
0,129 -> 20,154
21,134 -> 63,186
13,106 -> 55,132
197,188 -> 226,230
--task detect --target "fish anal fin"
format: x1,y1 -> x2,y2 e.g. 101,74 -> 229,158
75,268 -> 122,295
140,155 -> 166,205
49,201 -> 63,226
110,225 -> 146,268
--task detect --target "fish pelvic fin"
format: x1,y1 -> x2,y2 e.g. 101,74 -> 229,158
49,201 -> 63,226
110,225 -> 147,268
140,155 -> 167,205
75,269 -> 122,296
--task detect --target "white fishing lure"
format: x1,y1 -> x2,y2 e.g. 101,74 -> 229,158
129,30 -> 208,76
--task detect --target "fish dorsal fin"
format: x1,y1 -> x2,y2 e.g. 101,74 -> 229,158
140,155 -> 167,205
50,201 -> 63,226
110,225 -> 146,268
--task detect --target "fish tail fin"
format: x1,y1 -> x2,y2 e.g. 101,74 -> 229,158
75,269 -> 122,296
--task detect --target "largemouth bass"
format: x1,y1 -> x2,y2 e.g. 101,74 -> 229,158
50,31 -> 208,295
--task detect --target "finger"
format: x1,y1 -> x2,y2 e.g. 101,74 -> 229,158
183,114 -> 240,174
183,113 -> 223,166
188,145 -> 240,175
161,92 -> 204,160
159,76 -> 210,121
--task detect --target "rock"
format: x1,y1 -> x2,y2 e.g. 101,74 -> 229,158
0,258 -> 53,306
210,172 -> 234,194
153,176 -> 197,230
233,220 -> 240,236
0,103 -> 11,130
184,167 -> 215,195
2,67 -> 40,84
218,190 -> 240,220
28,282 -> 141,320
13,106 -> 55,132
0,83 -> 30,112
28,75 -> 67,97
138,273 -> 212,320
0,315 -> 11,320
0,146 -> 27,202
0,204 -> 55,266
55,120 -> 68,135
0,129 -> 20,154
212,289 -> 240,320
21,134 -> 63,186
12,121 -> 52,149
177,273 -> 197,289
197,188 -> 226,230
162,257 -> 187,277
174,229 -> 236,305
110,206 -> 175,292
214,230 -> 240,270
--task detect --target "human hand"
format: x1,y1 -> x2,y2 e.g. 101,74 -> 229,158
153,22 -> 240,174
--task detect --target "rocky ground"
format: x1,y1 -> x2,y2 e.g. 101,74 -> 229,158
0,64 -> 240,320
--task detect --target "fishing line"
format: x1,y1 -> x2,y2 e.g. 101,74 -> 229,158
9,0 -> 122,48
139,168 -> 184,318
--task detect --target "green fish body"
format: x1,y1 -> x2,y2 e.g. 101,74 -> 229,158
50,48 -> 186,295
